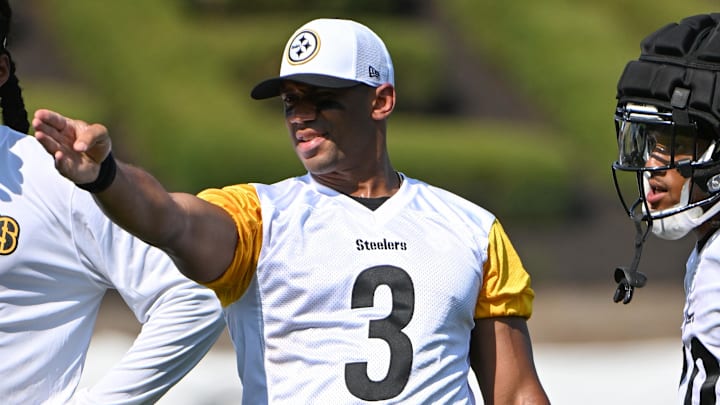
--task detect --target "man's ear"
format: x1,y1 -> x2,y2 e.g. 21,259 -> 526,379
371,83 -> 396,120
0,53 -> 10,87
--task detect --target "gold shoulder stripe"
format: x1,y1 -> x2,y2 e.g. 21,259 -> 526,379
475,219 -> 534,319
198,185 -> 263,307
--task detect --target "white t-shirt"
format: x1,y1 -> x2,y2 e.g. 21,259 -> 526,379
0,127 -> 225,404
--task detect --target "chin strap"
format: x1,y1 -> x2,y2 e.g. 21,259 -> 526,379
613,213 -> 649,304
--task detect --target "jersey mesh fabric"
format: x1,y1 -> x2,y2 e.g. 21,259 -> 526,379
680,231 -> 720,403
199,173 -> 534,404
0,127 -> 224,403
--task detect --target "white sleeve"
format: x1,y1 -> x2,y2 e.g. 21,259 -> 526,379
68,189 -> 226,404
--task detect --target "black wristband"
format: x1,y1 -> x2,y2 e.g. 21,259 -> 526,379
77,152 -> 117,193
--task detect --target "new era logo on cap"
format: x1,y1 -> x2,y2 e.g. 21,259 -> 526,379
251,18 -> 395,99
368,66 -> 380,79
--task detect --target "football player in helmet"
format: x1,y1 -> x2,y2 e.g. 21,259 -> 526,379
612,13 -> 720,402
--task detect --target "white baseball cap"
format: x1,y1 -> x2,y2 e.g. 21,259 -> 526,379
251,18 -> 395,100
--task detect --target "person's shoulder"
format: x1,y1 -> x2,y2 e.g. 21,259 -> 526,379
253,174 -> 312,200
401,175 -> 498,233
702,231 -> 720,259
405,175 -> 492,213
1,126 -> 75,195
257,175 -> 306,189
0,125 -> 23,141
2,126 -> 39,152
3,127 -> 59,167
196,176 -> 306,208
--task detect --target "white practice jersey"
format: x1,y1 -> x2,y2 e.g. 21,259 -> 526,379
199,174 -> 535,404
681,230 -> 720,404
0,127 -> 225,404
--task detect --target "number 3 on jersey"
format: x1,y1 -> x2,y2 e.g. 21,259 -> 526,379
345,265 -> 415,401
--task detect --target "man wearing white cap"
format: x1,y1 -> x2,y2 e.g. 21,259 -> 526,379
32,18 -> 549,404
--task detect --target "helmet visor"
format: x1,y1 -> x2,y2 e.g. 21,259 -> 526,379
615,108 -> 709,171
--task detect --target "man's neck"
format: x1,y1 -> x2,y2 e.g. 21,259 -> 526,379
311,169 -> 402,198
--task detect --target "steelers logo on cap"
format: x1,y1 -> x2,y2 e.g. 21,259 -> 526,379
287,30 -> 320,65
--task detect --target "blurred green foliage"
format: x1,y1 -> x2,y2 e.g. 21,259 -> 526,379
23,0 -> 716,221
179,0 -> 423,15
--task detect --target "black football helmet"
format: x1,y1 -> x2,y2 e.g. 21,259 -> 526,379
612,13 -> 720,303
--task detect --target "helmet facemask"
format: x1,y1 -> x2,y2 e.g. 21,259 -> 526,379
612,103 -> 720,235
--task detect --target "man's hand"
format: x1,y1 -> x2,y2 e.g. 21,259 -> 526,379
32,109 -> 112,184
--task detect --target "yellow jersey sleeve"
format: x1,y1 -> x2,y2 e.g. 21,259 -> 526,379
197,184 -> 263,307
475,219 -> 534,319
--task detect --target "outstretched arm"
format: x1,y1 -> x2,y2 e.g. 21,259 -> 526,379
470,316 -> 550,405
32,109 -> 237,283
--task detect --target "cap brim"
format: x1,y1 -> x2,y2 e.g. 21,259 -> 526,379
250,74 -> 361,100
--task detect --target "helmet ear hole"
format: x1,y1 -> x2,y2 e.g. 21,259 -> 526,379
671,87 -> 690,109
